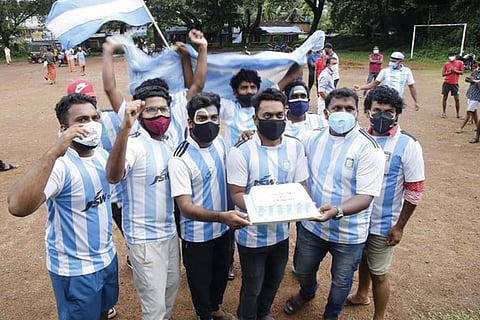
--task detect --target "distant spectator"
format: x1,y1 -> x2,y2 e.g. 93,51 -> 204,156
77,47 -> 87,76
442,51 -> 464,118
42,47 -> 56,85
324,43 -> 340,87
363,46 -> 383,97
4,46 -> 11,65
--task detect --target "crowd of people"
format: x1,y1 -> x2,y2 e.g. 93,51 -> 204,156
7,30 -> 432,320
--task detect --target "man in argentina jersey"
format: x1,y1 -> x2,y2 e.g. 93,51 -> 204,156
353,51 -> 421,112
226,88 -> 309,320
169,93 -> 250,320
283,80 -> 327,137
284,88 -> 385,320
221,65 -> 303,151
106,83 -> 180,319
346,86 -> 425,320
8,94 -> 118,320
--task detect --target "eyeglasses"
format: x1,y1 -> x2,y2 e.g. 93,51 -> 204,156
144,106 -> 170,114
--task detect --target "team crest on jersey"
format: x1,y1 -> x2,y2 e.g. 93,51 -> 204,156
344,157 -> 354,168
384,151 -> 391,162
150,168 -> 169,185
282,160 -> 290,171
82,189 -> 109,212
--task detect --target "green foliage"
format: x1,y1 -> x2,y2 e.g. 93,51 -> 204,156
0,0 -> 55,47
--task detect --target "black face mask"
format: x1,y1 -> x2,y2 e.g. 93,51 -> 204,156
370,112 -> 395,134
257,119 -> 286,140
236,94 -> 254,108
192,122 -> 220,144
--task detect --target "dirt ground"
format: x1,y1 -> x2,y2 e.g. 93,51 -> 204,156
0,54 -> 479,320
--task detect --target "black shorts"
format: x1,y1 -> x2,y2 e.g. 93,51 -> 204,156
442,83 -> 459,96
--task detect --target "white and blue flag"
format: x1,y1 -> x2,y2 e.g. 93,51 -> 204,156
46,0 -> 152,49
111,31 -> 325,100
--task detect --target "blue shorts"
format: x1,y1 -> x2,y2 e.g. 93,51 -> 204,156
49,255 -> 119,320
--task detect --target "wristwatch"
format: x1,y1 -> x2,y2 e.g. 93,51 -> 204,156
333,206 -> 344,220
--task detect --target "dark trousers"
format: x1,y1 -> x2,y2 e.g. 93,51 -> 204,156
237,239 -> 289,320
111,202 -> 123,236
182,232 -> 233,320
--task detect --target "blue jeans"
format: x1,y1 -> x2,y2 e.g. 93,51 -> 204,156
237,239 -> 289,320
294,225 -> 365,319
363,72 -> 379,96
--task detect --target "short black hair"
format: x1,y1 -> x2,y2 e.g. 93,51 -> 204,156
55,93 -> 97,125
283,80 -> 309,99
230,69 -> 261,91
364,86 -> 404,114
251,88 -> 287,114
186,92 -> 221,119
133,78 -> 171,105
325,87 -> 359,110
326,57 -> 337,66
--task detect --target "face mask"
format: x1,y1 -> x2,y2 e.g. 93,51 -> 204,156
237,94 -> 254,108
370,112 -> 395,134
192,121 -> 220,143
448,56 -> 456,62
141,115 -> 171,136
328,112 -> 356,135
288,99 -> 309,116
72,121 -> 102,147
373,50 -> 379,54
389,61 -> 399,70
257,119 -> 286,140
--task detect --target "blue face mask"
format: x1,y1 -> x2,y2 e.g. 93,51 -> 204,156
389,61 -> 400,70
328,112 -> 356,135
288,99 -> 309,116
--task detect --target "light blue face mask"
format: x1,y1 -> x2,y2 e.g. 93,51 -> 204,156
328,112 -> 356,135
389,61 -> 399,70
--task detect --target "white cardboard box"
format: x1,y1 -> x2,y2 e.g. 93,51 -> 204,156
244,182 -> 319,224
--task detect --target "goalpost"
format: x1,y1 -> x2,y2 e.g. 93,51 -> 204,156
410,23 -> 467,59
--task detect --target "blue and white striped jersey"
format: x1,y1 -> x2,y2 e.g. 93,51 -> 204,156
220,98 -> 256,150
227,134 -> 309,248
169,135 -> 229,242
376,66 -> 415,97
369,127 -> 424,237
121,127 -> 177,244
285,113 -> 327,138
44,147 -> 116,276
301,125 -> 385,244
99,110 -> 121,152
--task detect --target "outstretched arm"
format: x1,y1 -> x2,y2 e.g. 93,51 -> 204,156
8,125 -> 89,217
102,39 -> 125,112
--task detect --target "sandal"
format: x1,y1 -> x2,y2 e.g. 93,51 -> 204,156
455,128 -> 464,133
283,293 -> 309,315
0,161 -> 18,172
469,138 -> 479,144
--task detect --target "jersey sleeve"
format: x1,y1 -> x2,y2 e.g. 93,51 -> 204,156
406,68 -> 415,85
168,157 -> 193,197
226,147 -> 248,187
356,146 -> 385,197
402,139 -> 425,183
44,160 -> 65,199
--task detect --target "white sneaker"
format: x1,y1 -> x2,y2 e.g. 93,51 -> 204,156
108,307 -> 117,319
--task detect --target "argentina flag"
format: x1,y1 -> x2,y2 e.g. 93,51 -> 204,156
110,30 -> 325,100
45,0 -> 152,50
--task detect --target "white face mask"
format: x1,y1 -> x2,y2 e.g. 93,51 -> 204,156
73,121 -> 102,147
448,56 -> 456,62
373,49 -> 379,54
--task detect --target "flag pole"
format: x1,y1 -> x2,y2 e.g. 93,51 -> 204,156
140,1 -> 170,48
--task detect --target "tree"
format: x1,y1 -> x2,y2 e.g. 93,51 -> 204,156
0,0 -> 54,48
304,0 -> 327,36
